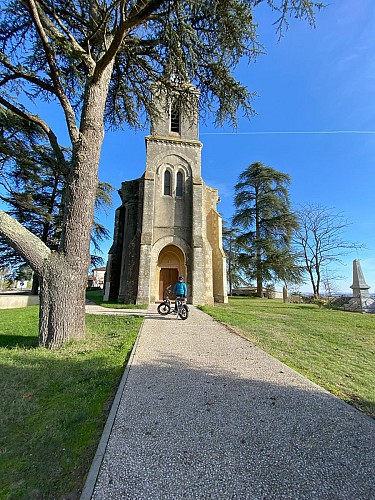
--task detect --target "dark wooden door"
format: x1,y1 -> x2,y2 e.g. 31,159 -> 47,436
159,268 -> 179,300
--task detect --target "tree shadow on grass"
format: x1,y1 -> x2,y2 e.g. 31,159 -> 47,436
0,333 -> 38,349
2,317 -> 375,500
0,345 -> 135,499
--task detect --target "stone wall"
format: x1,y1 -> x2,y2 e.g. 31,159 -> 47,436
118,179 -> 143,303
0,294 -> 39,309
205,186 -> 228,303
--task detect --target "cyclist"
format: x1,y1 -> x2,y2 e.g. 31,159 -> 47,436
173,276 -> 187,312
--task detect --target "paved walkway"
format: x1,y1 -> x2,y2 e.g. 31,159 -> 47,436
82,305 -> 375,500
85,300 -> 148,317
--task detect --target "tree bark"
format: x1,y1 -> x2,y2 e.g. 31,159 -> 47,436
228,233 -> 232,295
39,253 -> 86,348
255,186 -> 263,297
37,67 -> 114,348
31,273 -> 39,295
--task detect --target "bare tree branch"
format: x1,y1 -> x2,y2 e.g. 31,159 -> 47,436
293,203 -> 364,297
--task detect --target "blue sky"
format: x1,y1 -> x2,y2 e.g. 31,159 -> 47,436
98,0 -> 375,294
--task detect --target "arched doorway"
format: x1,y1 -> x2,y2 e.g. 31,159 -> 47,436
157,245 -> 186,300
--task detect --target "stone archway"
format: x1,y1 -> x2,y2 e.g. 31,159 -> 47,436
157,245 -> 187,300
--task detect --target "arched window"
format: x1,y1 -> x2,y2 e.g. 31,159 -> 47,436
176,171 -> 183,197
164,170 -> 171,196
170,101 -> 180,134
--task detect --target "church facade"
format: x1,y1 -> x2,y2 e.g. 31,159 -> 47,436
104,83 -> 227,305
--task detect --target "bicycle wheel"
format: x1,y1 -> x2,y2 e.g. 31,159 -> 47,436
157,302 -> 170,315
178,304 -> 189,320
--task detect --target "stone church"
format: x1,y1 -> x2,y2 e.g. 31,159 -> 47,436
104,82 -> 227,305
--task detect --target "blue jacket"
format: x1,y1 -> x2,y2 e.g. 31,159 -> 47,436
173,281 -> 187,297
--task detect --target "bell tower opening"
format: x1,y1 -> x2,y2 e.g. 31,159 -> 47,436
170,101 -> 181,134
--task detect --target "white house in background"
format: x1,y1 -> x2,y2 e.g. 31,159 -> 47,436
89,267 -> 106,289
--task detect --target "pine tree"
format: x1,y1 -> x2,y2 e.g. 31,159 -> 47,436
0,109 -> 113,292
233,162 -> 300,297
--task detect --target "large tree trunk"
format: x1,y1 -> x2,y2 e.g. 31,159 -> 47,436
228,248 -> 232,296
31,273 -> 39,295
39,253 -> 87,348
37,69 -> 114,348
255,188 -> 263,297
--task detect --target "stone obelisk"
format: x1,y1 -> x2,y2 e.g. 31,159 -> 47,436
344,259 -> 375,313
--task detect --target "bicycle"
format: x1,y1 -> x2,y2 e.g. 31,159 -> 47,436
157,285 -> 189,320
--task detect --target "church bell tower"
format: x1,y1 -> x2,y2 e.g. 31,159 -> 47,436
104,82 -> 227,306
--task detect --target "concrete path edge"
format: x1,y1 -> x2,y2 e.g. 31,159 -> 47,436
80,318 -> 145,500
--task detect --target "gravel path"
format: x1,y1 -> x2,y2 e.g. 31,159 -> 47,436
82,304 -> 375,500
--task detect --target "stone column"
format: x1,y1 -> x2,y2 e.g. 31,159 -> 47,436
104,206 -> 124,302
103,256 -> 112,302
205,192 -> 228,304
191,177 -> 217,304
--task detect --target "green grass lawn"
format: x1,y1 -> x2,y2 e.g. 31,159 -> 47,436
86,289 -> 148,309
0,306 -> 142,500
200,297 -> 375,419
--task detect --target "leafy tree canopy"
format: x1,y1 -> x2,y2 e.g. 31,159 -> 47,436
222,222 -> 253,294
0,107 -> 113,282
233,161 -> 301,295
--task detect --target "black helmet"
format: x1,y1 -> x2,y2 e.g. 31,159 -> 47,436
179,276 -> 184,280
